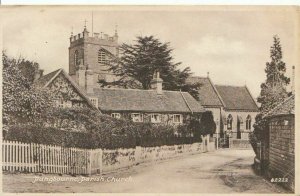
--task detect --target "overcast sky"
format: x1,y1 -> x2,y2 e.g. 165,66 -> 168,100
1,6 -> 298,98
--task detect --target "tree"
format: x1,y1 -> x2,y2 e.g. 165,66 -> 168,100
17,59 -> 41,85
199,111 -> 216,136
99,36 -> 201,100
250,35 -> 290,150
2,51 -> 53,128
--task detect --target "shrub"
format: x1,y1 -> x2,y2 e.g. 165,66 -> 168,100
4,108 -> 202,149
199,111 -> 216,136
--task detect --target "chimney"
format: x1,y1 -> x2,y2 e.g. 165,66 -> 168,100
291,66 -> 295,94
34,69 -> 44,81
150,71 -> 163,95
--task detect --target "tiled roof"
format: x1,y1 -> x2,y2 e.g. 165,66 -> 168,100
88,88 -> 205,113
215,85 -> 259,111
34,69 -> 96,109
35,69 -> 61,88
186,76 -> 223,107
266,95 -> 295,117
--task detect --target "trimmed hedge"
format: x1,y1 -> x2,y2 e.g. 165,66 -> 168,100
3,108 -> 202,149
3,124 -> 200,149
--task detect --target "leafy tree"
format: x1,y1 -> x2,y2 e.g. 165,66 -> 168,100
2,51 -> 53,128
99,36 -> 201,100
17,59 -> 41,85
199,111 -> 216,136
250,35 -> 290,152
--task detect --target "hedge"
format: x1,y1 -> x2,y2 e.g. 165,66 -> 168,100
3,108 -> 204,149
3,124 -> 200,149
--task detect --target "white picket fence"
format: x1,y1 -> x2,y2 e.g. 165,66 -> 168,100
2,139 -> 215,175
2,140 -> 102,175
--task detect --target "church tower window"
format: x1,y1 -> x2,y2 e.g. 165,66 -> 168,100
98,49 -> 107,64
74,50 -> 80,65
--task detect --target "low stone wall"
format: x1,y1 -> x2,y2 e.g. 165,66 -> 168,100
229,139 -> 251,148
102,141 -> 215,173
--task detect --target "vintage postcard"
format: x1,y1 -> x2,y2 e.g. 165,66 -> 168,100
0,5 -> 299,195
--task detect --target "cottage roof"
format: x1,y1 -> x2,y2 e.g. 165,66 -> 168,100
265,95 -> 295,117
35,69 -> 96,109
214,85 -> 259,111
88,88 -> 205,113
186,76 -> 223,107
35,69 -> 61,88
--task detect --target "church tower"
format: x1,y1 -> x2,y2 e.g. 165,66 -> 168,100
69,25 -> 119,93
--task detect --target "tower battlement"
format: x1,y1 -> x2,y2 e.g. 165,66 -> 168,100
69,26 -> 119,93
70,28 -> 118,44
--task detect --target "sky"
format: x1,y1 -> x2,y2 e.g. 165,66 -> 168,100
1,6 -> 298,98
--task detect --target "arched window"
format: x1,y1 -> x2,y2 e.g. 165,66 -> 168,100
246,115 -> 252,130
74,50 -> 79,65
227,114 -> 233,130
98,49 -> 107,64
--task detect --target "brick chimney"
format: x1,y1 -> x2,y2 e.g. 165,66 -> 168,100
150,71 -> 163,95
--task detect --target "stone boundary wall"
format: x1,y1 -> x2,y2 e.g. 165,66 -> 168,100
102,141 -> 215,173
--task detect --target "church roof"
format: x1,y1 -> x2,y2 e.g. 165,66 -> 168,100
265,95 -> 295,117
88,88 -> 205,113
186,76 -> 224,107
35,69 -> 96,109
215,85 -> 259,111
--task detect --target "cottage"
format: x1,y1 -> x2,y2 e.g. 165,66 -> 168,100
87,73 -> 205,125
35,68 -> 96,109
260,95 -> 295,191
187,76 -> 259,148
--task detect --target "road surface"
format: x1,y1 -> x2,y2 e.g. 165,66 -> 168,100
3,149 -> 288,193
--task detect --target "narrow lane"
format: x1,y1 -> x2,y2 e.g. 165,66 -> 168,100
3,149 -> 288,193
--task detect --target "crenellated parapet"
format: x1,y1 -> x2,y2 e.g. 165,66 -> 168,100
70,27 -> 118,46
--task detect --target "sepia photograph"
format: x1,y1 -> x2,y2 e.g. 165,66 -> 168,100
0,5 -> 298,194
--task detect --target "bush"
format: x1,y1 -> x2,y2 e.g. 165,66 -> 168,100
3,108 -> 202,149
199,111 -> 216,136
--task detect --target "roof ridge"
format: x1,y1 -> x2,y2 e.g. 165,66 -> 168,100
215,84 -> 246,88
94,87 -> 190,93
189,76 -> 207,79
